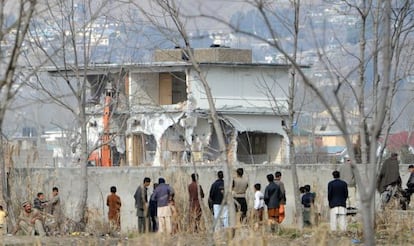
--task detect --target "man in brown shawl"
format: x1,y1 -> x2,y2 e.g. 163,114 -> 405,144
107,186 -> 122,232
377,153 -> 401,206
188,173 -> 204,232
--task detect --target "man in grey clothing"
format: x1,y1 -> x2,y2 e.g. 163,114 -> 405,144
134,177 -> 151,233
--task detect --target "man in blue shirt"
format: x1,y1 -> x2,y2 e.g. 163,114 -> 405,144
151,178 -> 174,234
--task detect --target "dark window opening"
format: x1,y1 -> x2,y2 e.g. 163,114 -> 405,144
237,132 -> 268,164
87,73 -> 126,104
130,133 -> 156,165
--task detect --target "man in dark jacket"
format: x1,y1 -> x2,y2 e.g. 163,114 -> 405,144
149,183 -> 158,232
264,173 -> 283,232
33,192 -> 48,212
404,165 -> 414,205
209,170 -> 227,231
328,171 -> 348,231
134,177 -> 151,233
274,171 -> 286,224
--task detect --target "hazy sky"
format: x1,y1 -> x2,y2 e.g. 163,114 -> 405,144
110,0 -> 292,32
116,0 -> 321,33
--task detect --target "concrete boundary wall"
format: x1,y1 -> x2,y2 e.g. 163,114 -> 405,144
7,164 -> 413,232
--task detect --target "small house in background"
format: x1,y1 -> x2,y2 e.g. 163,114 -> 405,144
293,109 -> 359,164
46,47 -> 293,166
380,131 -> 414,163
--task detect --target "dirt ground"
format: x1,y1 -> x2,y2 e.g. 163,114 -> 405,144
2,210 -> 414,246
1,225 -> 413,246
0,233 -> 343,246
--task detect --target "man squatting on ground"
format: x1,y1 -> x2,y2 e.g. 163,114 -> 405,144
14,201 -> 46,236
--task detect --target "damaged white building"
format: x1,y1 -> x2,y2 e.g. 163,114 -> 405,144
56,47 -> 291,166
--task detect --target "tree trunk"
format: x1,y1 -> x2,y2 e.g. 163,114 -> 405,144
360,196 -> 375,246
289,0 -> 303,229
75,116 -> 88,229
1,136 -> 16,233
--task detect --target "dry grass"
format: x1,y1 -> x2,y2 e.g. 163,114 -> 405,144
2,217 -> 414,246
375,208 -> 414,245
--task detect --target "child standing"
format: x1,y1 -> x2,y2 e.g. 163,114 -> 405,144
301,185 -> 314,227
253,183 -> 264,230
106,186 -> 122,233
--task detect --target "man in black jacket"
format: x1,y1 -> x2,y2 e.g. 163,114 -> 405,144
328,170 -> 348,232
404,165 -> 414,206
264,173 -> 283,232
209,170 -> 227,231
33,192 -> 48,212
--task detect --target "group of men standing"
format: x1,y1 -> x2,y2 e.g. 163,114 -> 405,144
130,168 -> 287,234
198,168 -> 287,232
133,177 -> 175,234
113,155 -> 414,235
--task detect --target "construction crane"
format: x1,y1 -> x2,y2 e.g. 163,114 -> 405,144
101,82 -> 114,167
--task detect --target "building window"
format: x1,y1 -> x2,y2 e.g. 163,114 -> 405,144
159,72 -> 187,105
250,132 -> 267,154
237,131 -> 267,164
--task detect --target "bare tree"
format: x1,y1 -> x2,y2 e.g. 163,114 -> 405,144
186,0 -> 414,244
0,0 -> 38,232
22,0 -> 116,228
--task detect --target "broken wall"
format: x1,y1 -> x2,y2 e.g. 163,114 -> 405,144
129,73 -> 159,106
124,63 -> 290,166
